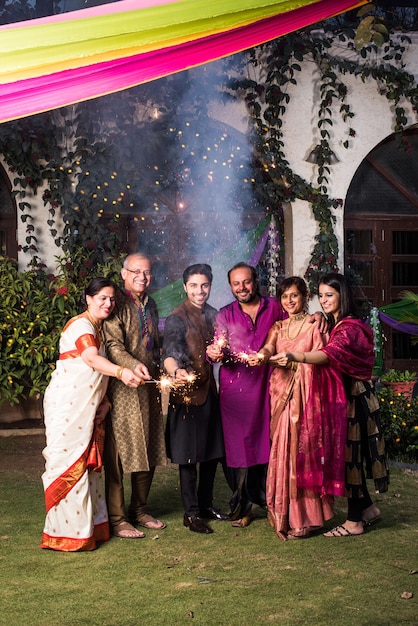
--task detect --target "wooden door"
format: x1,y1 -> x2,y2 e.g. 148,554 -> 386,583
345,215 -> 418,370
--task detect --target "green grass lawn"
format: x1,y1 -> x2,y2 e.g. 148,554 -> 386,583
0,434 -> 417,626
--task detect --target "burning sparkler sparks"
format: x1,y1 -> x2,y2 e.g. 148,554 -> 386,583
213,334 -> 228,350
158,375 -> 174,391
233,351 -> 265,365
144,376 -> 176,391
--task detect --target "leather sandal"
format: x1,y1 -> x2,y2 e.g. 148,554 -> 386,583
136,514 -> 166,530
113,520 -> 145,539
323,524 -> 363,537
287,527 -> 312,539
231,508 -> 253,528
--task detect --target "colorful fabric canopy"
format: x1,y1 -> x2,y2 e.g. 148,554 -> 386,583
0,0 -> 367,123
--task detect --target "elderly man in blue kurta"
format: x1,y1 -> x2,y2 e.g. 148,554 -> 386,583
207,262 -> 286,527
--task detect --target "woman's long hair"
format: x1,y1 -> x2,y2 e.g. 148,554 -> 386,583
318,273 -> 359,328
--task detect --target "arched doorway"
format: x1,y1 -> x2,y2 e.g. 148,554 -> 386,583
0,164 -> 17,258
344,127 -> 418,370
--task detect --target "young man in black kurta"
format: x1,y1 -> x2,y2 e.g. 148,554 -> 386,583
163,264 -> 228,533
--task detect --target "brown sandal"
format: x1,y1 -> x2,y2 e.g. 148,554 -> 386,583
287,527 -> 312,539
231,508 -> 253,528
113,521 -> 145,539
136,514 -> 166,530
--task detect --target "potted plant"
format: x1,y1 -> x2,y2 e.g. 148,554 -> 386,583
380,369 -> 417,400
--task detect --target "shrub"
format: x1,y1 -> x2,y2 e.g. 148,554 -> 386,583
0,251 -> 123,406
376,385 -> 418,463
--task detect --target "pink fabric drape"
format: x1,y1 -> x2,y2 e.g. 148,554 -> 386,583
0,0 -> 368,123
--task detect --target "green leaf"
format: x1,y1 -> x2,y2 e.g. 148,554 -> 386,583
372,33 -> 386,48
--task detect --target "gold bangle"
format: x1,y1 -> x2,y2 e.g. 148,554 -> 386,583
115,366 -> 124,380
301,353 -> 306,363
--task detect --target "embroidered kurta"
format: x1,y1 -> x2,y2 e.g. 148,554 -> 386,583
41,315 -> 110,552
163,299 -> 224,465
213,296 -> 286,468
103,290 -> 167,474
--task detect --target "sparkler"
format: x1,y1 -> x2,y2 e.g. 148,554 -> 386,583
234,351 -> 265,364
213,334 -> 228,350
158,375 -> 174,391
144,376 -> 176,391
145,371 -> 199,405
145,372 -> 197,389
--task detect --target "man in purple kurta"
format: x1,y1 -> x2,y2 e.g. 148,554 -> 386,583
207,262 -> 286,526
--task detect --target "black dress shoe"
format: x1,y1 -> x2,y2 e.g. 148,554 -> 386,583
183,514 -> 213,534
200,506 -> 230,521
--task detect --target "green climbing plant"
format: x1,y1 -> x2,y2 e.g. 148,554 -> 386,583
224,4 -> 418,292
0,2 -> 417,297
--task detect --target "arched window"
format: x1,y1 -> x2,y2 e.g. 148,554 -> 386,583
344,127 -> 418,370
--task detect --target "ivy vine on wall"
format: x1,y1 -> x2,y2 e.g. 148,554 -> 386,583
224,4 -> 418,291
0,3 -> 417,296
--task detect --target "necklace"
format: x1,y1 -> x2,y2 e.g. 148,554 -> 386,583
289,312 -> 307,322
86,310 -> 103,344
286,313 -> 307,340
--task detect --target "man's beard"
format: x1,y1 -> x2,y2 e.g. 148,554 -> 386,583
235,291 -> 257,303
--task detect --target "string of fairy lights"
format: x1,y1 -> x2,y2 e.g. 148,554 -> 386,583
70,119 -> 257,222
66,117 -> 281,289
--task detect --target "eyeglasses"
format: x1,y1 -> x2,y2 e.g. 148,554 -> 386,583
125,268 -> 152,276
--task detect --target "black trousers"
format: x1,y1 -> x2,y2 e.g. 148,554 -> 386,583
347,470 -> 373,522
179,459 -> 219,517
223,463 -> 267,519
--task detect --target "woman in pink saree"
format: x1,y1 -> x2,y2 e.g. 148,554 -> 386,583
276,273 -> 388,538
249,277 -> 335,540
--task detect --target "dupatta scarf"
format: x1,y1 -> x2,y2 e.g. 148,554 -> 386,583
297,318 -> 375,498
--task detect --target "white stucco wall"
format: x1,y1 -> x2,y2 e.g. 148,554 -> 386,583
212,33 -> 418,286
17,182 -> 63,270
284,34 -> 418,280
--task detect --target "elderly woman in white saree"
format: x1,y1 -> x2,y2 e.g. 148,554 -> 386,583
41,278 -> 142,552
